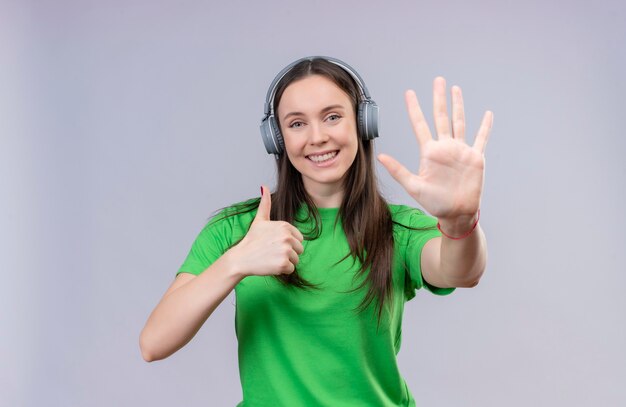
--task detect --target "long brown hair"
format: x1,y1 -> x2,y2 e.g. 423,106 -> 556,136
269,58 -> 395,325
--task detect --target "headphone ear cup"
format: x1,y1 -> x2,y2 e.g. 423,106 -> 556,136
260,115 -> 284,155
358,101 -> 379,140
269,116 -> 284,153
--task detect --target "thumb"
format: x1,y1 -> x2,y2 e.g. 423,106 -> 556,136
377,153 -> 415,189
254,185 -> 271,222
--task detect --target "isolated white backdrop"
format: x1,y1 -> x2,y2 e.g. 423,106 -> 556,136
1,0 -> 625,406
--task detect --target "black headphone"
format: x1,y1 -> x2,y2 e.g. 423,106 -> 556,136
259,56 -> 379,156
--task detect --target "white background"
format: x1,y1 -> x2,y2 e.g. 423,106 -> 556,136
2,0 -> 625,405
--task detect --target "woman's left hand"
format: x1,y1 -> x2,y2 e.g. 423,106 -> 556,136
378,77 -> 493,229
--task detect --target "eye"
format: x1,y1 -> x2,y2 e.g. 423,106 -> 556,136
326,114 -> 342,122
289,121 -> 305,129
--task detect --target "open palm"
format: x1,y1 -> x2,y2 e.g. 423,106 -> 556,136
378,77 -> 493,221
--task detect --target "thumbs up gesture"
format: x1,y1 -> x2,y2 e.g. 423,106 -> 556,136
229,186 -> 304,276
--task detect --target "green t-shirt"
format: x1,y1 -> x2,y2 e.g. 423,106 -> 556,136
178,203 -> 454,406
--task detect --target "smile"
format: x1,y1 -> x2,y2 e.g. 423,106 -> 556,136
306,150 -> 339,163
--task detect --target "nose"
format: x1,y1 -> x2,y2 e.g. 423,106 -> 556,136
308,122 -> 329,145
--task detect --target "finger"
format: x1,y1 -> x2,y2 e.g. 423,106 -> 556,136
291,238 -> 304,255
254,185 -> 271,222
283,233 -> 304,254
287,249 -> 300,267
278,258 -> 295,275
289,225 -> 304,242
451,85 -> 466,141
433,77 -> 452,140
405,90 -> 432,147
284,261 -> 296,275
472,111 -> 494,153
377,153 -> 415,190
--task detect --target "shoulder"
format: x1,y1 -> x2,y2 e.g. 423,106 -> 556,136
177,198 -> 260,276
387,203 -> 439,243
197,197 -> 260,239
209,197 -> 260,224
388,203 -> 433,227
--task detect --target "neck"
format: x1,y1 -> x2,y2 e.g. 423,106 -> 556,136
303,180 -> 344,208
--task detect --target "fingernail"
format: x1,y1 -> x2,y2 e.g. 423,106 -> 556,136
260,186 -> 263,196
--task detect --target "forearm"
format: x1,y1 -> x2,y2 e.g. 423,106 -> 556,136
139,250 -> 244,362
438,215 -> 487,287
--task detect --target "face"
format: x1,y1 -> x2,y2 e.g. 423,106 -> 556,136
277,75 -> 359,197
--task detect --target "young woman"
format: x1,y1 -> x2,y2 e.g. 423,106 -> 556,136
140,56 -> 493,406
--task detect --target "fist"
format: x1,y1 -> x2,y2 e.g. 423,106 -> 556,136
230,186 -> 304,276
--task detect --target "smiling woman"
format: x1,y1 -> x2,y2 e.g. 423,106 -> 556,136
278,75 -> 359,206
140,56 -> 493,406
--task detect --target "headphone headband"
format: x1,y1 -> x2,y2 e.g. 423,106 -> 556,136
263,56 -> 373,117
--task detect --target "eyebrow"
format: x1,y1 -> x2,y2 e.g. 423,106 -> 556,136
281,104 -> 346,122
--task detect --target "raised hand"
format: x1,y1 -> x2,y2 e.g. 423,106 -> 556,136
229,186 -> 304,276
378,77 -> 493,225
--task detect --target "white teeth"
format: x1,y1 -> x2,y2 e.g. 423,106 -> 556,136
308,151 -> 337,163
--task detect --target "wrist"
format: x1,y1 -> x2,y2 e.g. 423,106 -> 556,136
437,210 -> 480,240
221,247 -> 249,280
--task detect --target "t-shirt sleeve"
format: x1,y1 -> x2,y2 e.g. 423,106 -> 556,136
177,211 -> 235,276
403,208 -> 456,298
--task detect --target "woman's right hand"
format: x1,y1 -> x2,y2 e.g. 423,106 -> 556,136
227,186 -> 304,276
